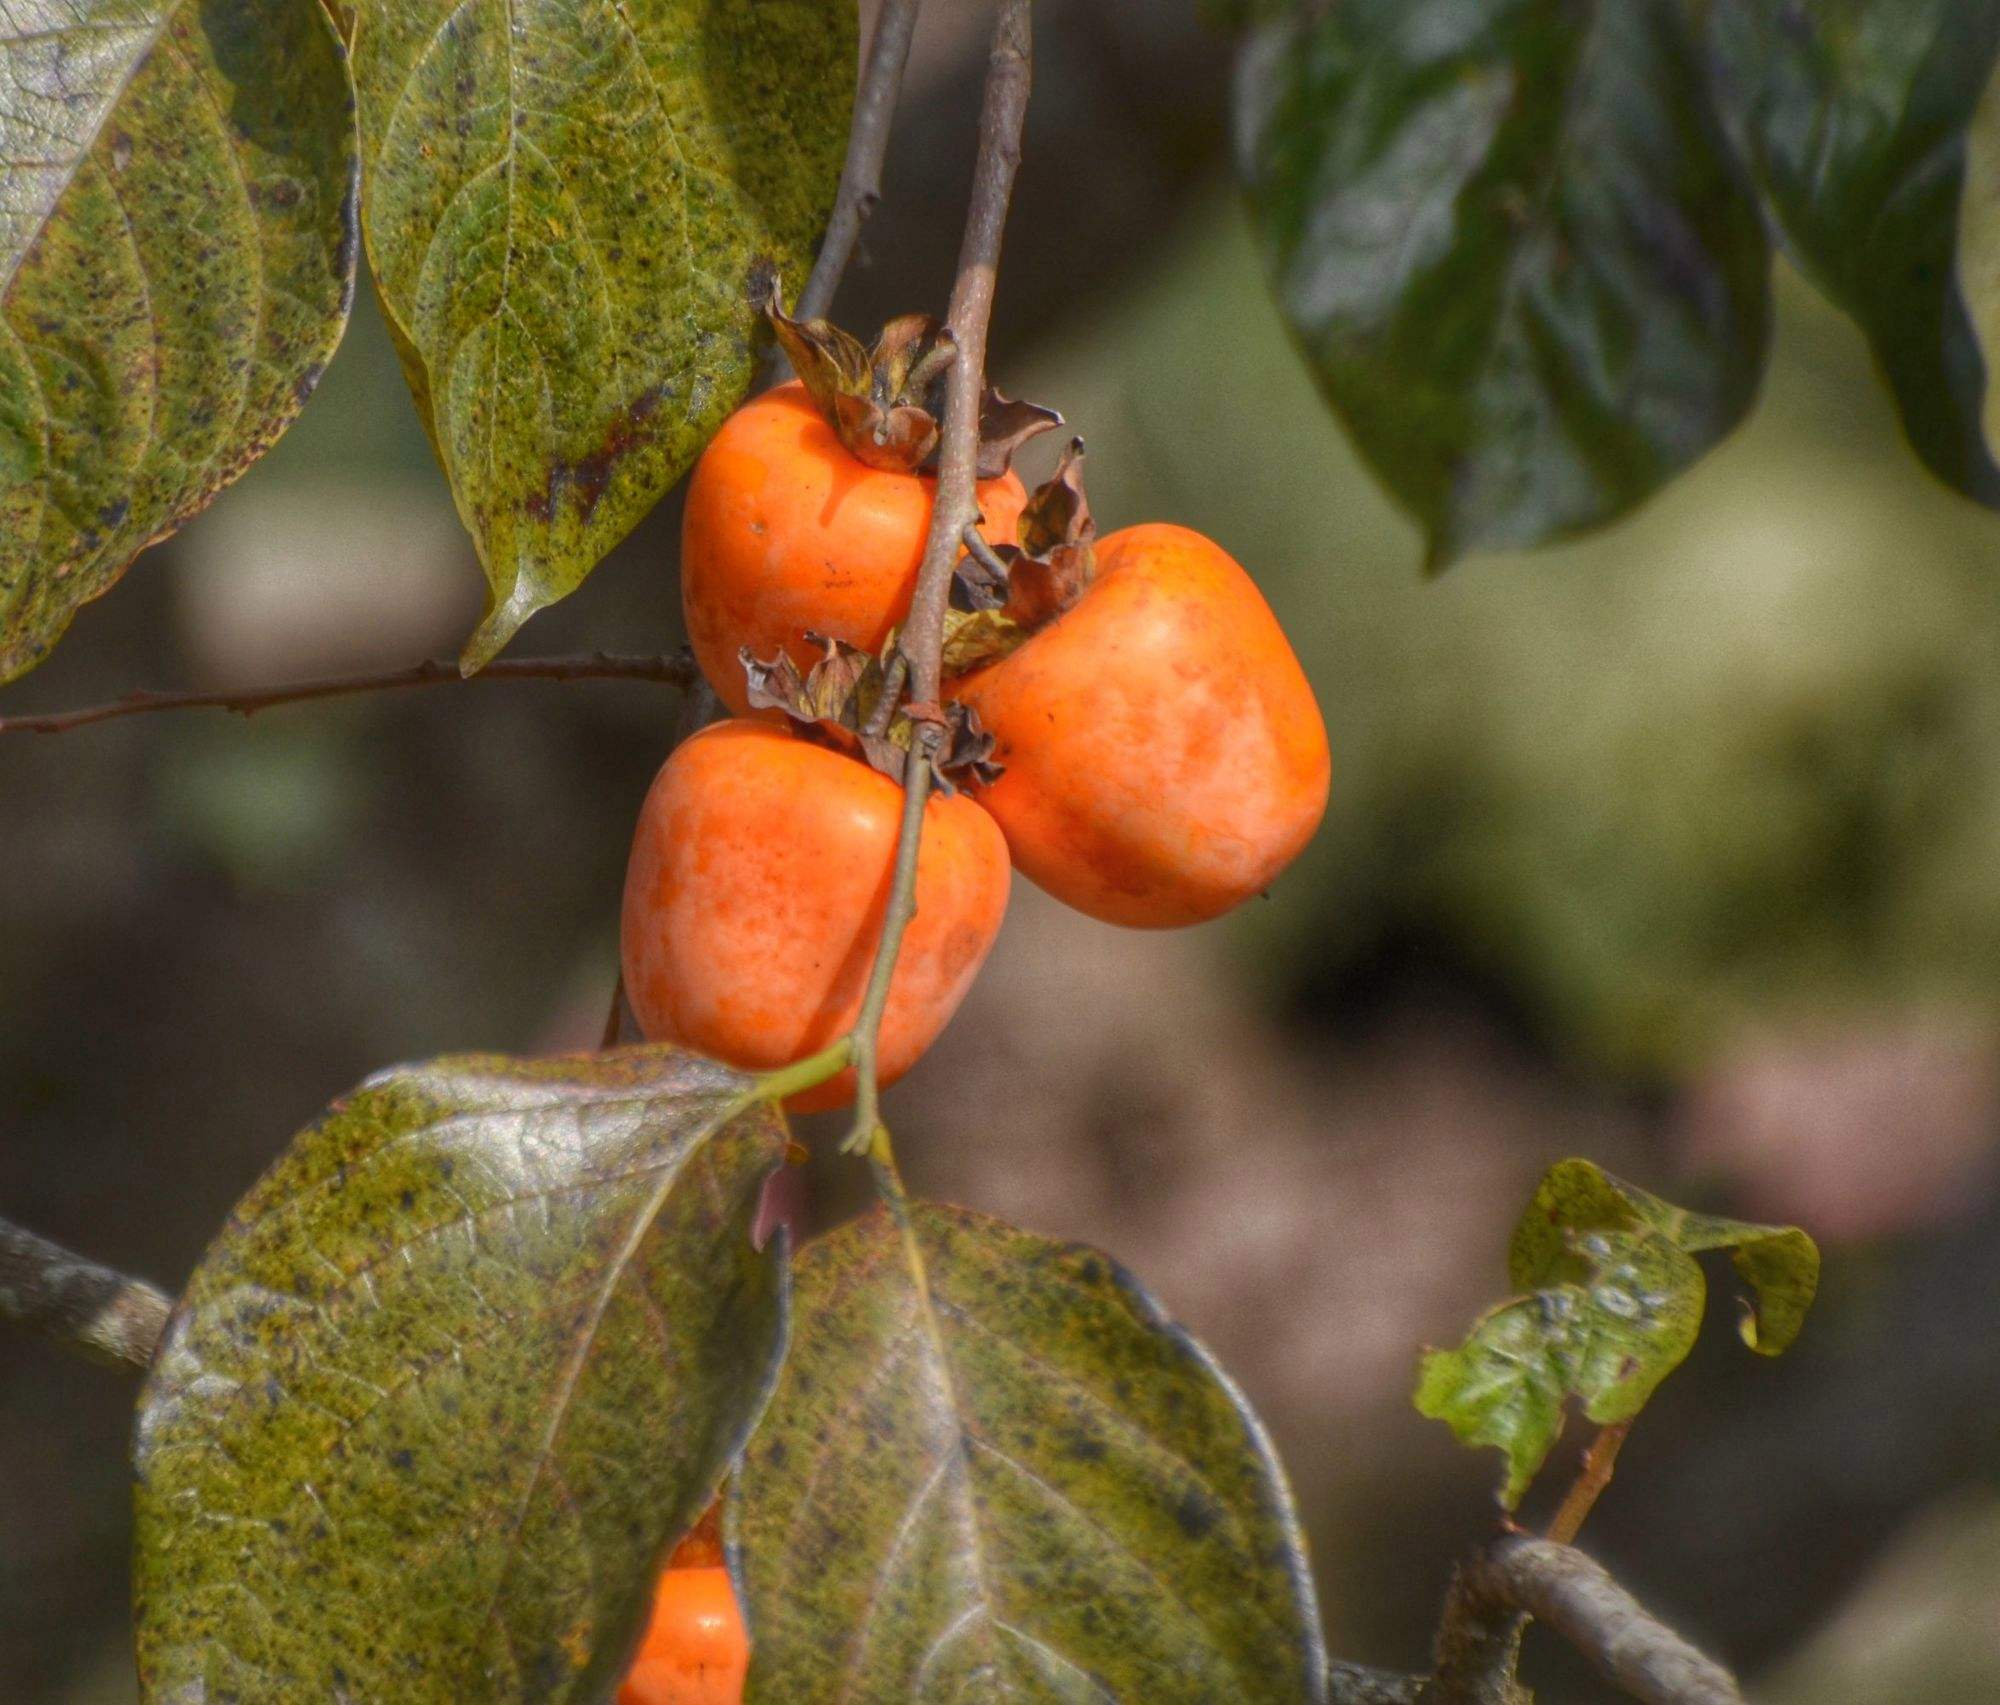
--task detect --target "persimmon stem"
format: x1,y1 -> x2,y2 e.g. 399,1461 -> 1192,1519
837,0 -> 1032,1164
841,746 -> 935,1154
1546,1420 -> 1631,1547
793,0 -> 925,325
0,651 -> 702,735
0,1215 -> 171,1372
756,1037 -> 857,1108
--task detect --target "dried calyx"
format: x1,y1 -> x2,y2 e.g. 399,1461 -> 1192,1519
944,439 -> 1097,676
742,635 -> 1001,790
762,279 -> 1060,477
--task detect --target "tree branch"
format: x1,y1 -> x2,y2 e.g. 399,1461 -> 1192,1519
1428,1536 -> 1744,1705
0,1215 -> 172,1372
0,651 -> 701,736
793,0 -> 925,324
837,0 -> 1032,1153
897,0 -> 1032,708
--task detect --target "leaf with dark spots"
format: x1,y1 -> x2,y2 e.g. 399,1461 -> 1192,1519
1233,0 -> 1772,563
732,1204 -> 1329,1703
349,0 -> 853,672
0,0 -> 358,682
133,1046 -> 793,1703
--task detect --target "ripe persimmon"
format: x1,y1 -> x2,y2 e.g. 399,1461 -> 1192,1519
954,523 -> 1329,928
617,1566 -> 746,1705
681,381 -> 1029,716
621,721 -> 1010,1111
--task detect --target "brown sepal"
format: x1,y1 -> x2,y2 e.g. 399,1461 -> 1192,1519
762,276 -> 1058,478
762,277 -> 955,472
975,390 -> 1065,480
1002,437 -> 1096,625
740,635 -> 1002,790
939,440 -> 1098,676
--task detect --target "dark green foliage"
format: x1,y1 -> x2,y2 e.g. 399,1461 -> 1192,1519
1234,0 -> 1772,562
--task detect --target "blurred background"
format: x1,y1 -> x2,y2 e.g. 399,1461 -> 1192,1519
6,4 -> 2000,1700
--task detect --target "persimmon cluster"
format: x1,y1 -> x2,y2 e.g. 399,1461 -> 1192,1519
621,299 -> 1330,1110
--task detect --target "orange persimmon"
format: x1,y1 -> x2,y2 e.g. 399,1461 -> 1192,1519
620,721 -> 1010,1111
681,382 -> 1028,716
953,523 -> 1329,928
617,1567 -> 746,1705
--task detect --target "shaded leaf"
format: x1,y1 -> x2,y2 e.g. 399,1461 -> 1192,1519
1420,1157 -> 1818,1506
350,0 -> 853,670
1712,0 -> 2000,504
0,0 -> 358,682
732,1203 -> 1328,1703
133,1047 -> 792,1703
1234,0 -> 1772,562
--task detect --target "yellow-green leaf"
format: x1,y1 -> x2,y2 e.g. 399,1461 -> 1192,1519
733,1204 -> 1329,1703
349,0 -> 853,670
133,1046 -> 791,1703
0,0 -> 358,682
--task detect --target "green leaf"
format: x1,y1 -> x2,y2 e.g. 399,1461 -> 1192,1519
1233,0 -> 1772,563
1711,0 -> 2000,504
732,1203 -> 1328,1703
1419,1158 -> 1818,1506
1510,1159 -> 1820,1356
133,1047 -> 792,1703
0,0 -> 358,683
349,0 -> 853,671
1417,1229 -> 1703,1508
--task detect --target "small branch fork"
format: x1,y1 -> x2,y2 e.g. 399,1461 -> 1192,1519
0,651 -> 701,736
0,1215 -> 171,1372
1323,1534 -> 1744,1705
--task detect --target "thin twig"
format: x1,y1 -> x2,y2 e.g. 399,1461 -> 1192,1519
0,1215 -> 172,1372
1546,1420 -> 1631,1547
0,652 -> 701,736
836,0 -> 1032,1153
1431,1537 -> 1743,1705
794,0 -> 925,324
960,520 -> 1011,588
898,0 -> 1032,706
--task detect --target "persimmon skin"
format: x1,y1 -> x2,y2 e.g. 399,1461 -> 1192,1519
621,722 -> 1010,1112
617,1567 -> 746,1705
953,524 -> 1329,929
682,382 -> 1029,716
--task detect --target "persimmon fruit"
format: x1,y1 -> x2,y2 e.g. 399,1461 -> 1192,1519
617,1566 -> 747,1705
682,382 -> 1028,716
621,720 -> 1010,1111
953,523 -> 1329,928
